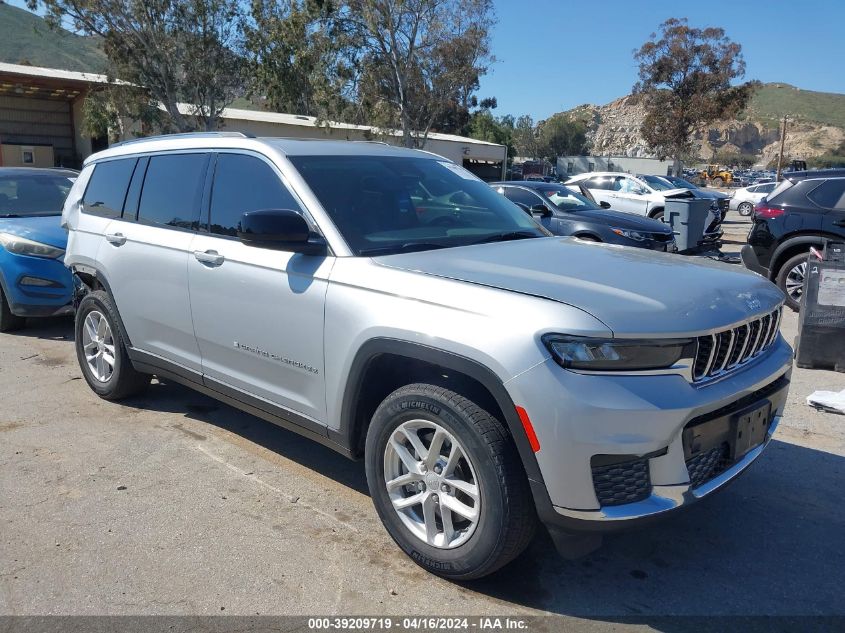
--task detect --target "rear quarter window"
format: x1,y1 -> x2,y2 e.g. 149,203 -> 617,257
83,158 -> 138,218
807,179 -> 845,210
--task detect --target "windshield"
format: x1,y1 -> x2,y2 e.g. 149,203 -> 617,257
0,173 -> 74,217
288,155 -> 548,256
638,174 -> 675,191
541,187 -> 599,211
666,176 -> 697,189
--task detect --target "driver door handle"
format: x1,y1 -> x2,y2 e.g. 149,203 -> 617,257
193,250 -> 224,266
833,220 -> 845,228
105,232 -> 126,246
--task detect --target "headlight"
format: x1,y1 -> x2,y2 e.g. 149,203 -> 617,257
542,335 -> 694,371
0,233 -> 65,259
611,228 -> 648,241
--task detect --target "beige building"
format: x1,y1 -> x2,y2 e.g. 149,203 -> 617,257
0,62 -> 507,178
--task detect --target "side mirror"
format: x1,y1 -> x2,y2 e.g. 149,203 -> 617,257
599,201 -> 611,209
514,202 -> 531,215
531,203 -> 551,217
237,209 -> 327,255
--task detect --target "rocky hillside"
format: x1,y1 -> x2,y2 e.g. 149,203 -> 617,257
561,83 -> 845,164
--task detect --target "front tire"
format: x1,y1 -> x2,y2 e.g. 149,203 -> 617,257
649,208 -> 665,221
738,201 -> 754,216
365,383 -> 536,580
0,287 -> 26,332
75,290 -> 150,399
776,252 -> 810,312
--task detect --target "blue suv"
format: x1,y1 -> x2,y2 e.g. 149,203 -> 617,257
0,167 -> 76,331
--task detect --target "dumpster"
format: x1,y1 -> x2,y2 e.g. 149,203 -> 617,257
795,242 -> 845,372
663,192 -> 715,253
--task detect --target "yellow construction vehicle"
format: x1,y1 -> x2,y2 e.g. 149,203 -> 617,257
698,165 -> 733,186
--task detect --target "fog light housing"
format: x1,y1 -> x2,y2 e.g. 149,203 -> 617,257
19,276 -> 62,288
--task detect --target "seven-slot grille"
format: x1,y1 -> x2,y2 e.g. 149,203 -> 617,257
692,308 -> 782,381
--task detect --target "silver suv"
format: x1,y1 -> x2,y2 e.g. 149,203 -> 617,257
62,133 -> 792,579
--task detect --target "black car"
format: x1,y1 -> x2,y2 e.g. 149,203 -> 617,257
643,174 -> 731,221
491,181 -> 677,252
746,169 -> 845,310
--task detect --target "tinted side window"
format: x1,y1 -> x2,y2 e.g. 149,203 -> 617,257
503,187 -> 542,208
83,158 -> 137,218
208,154 -> 303,237
137,153 -> 208,229
808,179 -> 845,210
758,183 -> 776,194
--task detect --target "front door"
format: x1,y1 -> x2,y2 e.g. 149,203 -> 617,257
188,152 -> 333,426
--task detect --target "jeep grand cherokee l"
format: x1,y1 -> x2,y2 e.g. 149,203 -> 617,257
62,133 -> 792,580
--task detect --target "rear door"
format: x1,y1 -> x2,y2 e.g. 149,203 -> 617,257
610,176 -> 649,215
187,151 -> 332,426
97,152 -> 208,371
809,179 -> 845,239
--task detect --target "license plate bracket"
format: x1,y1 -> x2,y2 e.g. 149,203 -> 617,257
730,401 -> 772,459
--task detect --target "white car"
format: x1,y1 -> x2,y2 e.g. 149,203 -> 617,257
565,171 -> 687,221
730,182 -> 777,216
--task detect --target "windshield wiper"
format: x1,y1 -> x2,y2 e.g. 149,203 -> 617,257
470,231 -> 540,245
359,242 -> 450,256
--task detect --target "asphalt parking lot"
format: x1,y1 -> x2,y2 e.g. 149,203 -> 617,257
1,213 -> 844,624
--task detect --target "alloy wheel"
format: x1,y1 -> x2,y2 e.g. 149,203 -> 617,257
81,310 -> 115,382
383,419 -> 481,549
785,261 -> 807,304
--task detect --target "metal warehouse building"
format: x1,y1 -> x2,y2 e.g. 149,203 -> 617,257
0,62 -> 507,178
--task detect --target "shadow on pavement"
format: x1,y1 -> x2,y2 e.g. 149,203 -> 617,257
468,439 -> 844,617
124,379 -> 370,496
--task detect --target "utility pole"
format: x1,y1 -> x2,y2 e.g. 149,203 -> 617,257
776,115 -> 788,181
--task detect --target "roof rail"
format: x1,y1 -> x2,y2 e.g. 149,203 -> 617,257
353,140 -> 391,146
110,131 -> 255,148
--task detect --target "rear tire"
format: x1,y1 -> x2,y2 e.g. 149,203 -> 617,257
75,290 -> 150,399
776,252 -> 811,312
0,287 -> 26,332
738,202 -> 754,216
365,383 -> 536,580
712,176 -> 724,187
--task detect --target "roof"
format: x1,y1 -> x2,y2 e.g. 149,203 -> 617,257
84,134 -> 441,165
0,166 -> 79,176
2,62 -> 504,153
0,61 -> 108,85
785,169 -> 845,181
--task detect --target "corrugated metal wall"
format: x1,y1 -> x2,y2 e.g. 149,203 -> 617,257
0,95 -> 74,167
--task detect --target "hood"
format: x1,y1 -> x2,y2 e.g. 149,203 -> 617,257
689,188 -> 730,200
568,208 -> 672,233
375,238 -> 784,337
0,215 -> 68,249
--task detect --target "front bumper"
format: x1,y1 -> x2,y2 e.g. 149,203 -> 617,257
506,336 -> 793,531
0,251 -> 73,317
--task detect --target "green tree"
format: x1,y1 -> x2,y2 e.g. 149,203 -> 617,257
338,0 -> 496,147
513,114 -> 541,159
537,113 -> 587,159
32,0 -> 246,132
467,108 -> 515,161
633,18 -> 758,174
245,0 -> 358,121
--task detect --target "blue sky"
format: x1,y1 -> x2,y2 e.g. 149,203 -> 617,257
9,0 -> 845,120
482,0 -> 845,120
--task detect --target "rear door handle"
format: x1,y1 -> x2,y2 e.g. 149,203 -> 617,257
193,250 -> 224,266
105,232 -> 126,246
